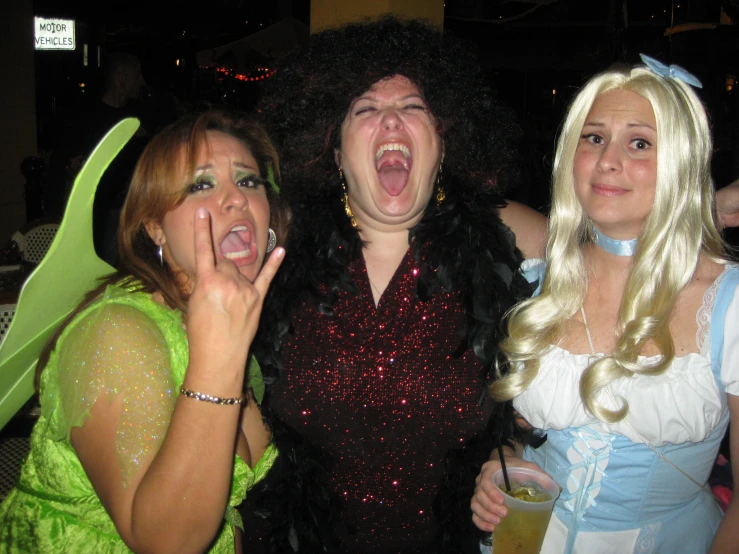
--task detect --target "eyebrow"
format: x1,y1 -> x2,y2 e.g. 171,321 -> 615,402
194,161 -> 259,173
582,121 -> 656,131
354,93 -> 426,104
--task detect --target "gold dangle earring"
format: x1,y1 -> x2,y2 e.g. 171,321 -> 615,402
435,159 -> 446,205
339,168 -> 358,228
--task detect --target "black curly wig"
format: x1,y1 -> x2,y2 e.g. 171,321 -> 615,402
259,15 -> 522,203
253,15 -> 530,360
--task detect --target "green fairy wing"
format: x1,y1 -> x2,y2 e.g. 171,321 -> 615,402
0,118 -> 140,431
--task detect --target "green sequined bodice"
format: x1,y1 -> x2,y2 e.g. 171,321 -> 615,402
0,284 -> 276,553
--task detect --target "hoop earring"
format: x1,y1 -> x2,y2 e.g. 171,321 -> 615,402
339,168 -> 358,228
266,228 -> 277,253
157,243 -> 164,266
435,160 -> 446,205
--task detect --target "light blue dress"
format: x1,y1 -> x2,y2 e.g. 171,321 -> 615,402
481,260 -> 739,554
509,261 -> 739,554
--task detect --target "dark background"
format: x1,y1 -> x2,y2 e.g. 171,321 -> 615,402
29,0 -> 739,212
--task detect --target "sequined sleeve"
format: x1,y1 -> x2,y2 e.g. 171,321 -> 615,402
52,301 -> 177,484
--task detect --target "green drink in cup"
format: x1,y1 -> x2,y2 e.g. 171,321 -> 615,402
492,467 -> 559,554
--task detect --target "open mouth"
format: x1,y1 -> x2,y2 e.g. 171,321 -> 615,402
375,142 -> 412,196
219,224 -> 256,263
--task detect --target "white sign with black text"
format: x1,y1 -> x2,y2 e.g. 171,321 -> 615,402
34,17 -> 75,51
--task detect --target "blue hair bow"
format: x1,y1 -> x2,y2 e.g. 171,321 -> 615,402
639,54 -> 702,89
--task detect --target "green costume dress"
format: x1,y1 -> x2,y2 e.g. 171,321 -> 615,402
0,283 -> 276,553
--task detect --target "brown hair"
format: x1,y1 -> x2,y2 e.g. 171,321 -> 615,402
35,109 -> 287,387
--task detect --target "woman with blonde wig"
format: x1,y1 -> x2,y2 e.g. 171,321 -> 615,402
471,58 -> 739,553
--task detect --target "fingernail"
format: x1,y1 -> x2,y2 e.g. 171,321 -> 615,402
273,247 -> 285,259
196,207 -> 208,219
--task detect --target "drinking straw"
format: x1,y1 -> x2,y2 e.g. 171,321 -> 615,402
497,442 -> 512,492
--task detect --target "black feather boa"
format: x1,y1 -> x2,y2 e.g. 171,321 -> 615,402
250,173 -> 536,552
239,406 -> 344,553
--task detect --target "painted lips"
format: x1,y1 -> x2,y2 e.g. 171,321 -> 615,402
592,184 -> 629,197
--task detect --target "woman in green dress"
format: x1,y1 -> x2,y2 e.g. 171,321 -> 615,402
0,110 -> 286,553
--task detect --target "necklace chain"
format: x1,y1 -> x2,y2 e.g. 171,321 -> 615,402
579,306 -> 707,492
366,273 -> 383,301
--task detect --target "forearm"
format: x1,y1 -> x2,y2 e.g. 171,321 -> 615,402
499,200 -> 547,259
489,439 -> 524,461
127,397 -> 242,553
708,497 -> 739,554
710,395 -> 739,554
121,359 -> 247,553
716,179 -> 739,228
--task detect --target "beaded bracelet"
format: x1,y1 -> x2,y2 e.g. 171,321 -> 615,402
179,385 -> 246,405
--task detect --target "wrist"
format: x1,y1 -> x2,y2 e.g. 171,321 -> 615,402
491,445 -> 517,461
179,386 -> 246,406
183,365 -> 245,399
187,351 -> 248,378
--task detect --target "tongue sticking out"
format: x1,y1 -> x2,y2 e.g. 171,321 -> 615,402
376,152 -> 410,196
220,230 -> 251,259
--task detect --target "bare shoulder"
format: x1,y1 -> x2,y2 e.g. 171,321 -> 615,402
679,258 -> 729,310
498,200 -> 548,259
692,257 -> 729,292
670,258 -> 728,354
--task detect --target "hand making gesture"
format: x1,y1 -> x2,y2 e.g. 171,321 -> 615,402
186,206 -> 284,388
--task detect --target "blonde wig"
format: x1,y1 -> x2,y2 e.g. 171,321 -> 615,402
492,64 -> 726,422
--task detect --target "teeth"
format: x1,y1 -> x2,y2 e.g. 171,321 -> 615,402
375,143 -> 410,160
224,246 -> 252,260
231,225 -> 247,232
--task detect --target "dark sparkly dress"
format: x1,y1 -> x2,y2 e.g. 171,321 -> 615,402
267,251 -> 493,552
250,186 -> 533,553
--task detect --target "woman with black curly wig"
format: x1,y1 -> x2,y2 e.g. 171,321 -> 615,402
248,15 -> 547,553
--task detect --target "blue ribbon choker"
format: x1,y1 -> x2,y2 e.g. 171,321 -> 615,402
592,226 -> 638,257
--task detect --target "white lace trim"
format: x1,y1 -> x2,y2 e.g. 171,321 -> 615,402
696,264 -> 731,357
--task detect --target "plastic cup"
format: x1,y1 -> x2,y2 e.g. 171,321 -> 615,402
491,467 -> 559,554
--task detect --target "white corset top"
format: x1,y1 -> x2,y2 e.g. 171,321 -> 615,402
513,263 -> 739,446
